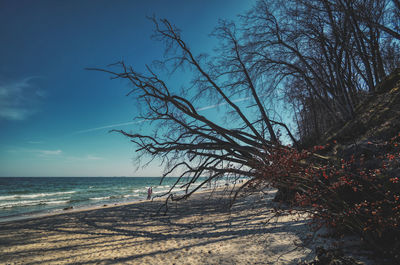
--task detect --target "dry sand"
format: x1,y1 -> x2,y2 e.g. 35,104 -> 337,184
0,188 -> 372,264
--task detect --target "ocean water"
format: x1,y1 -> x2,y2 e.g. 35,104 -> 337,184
0,177 -> 211,222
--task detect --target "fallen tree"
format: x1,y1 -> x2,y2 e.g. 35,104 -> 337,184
88,17 -> 295,202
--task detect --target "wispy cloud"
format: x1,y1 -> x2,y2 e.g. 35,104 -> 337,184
86,155 -> 103,160
197,103 -> 225,111
66,154 -> 104,161
73,96 -> 252,135
197,96 -> 251,111
7,147 -> 62,156
0,76 -> 45,120
27,141 -> 43,144
37,149 -> 62,156
73,120 -> 147,135
11,147 -> 102,161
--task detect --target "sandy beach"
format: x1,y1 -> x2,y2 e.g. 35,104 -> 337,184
0,188 -> 371,265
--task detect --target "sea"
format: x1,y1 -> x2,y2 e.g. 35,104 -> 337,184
0,176 -> 217,223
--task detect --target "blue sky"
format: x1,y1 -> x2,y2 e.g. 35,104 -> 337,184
0,0 -> 255,177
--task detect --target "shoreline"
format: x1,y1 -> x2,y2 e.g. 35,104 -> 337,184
0,185 -> 229,224
0,187 -> 373,264
0,177 -> 239,224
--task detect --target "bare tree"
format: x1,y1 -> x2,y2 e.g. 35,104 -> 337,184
242,0 -> 400,143
88,18 -> 297,202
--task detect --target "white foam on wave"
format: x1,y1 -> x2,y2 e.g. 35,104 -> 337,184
0,191 -> 76,200
0,198 -> 70,208
152,186 -> 186,195
156,185 -> 171,188
45,200 -> 70,205
89,196 -> 110,201
0,195 -> 19,200
123,194 -> 140,198
89,195 -> 124,201
152,188 -> 170,194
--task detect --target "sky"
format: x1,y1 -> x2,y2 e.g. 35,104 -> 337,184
0,0 -> 256,177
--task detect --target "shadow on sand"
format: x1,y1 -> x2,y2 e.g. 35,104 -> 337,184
0,190 -> 316,264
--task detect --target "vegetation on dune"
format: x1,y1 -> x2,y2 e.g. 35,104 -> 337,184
91,0 -> 400,262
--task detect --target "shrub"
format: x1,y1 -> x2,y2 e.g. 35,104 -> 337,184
256,133 -> 400,261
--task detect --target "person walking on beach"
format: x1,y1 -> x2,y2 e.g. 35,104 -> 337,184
147,186 -> 152,200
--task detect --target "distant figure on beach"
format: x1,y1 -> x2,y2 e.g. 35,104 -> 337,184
147,187 -> 152,200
